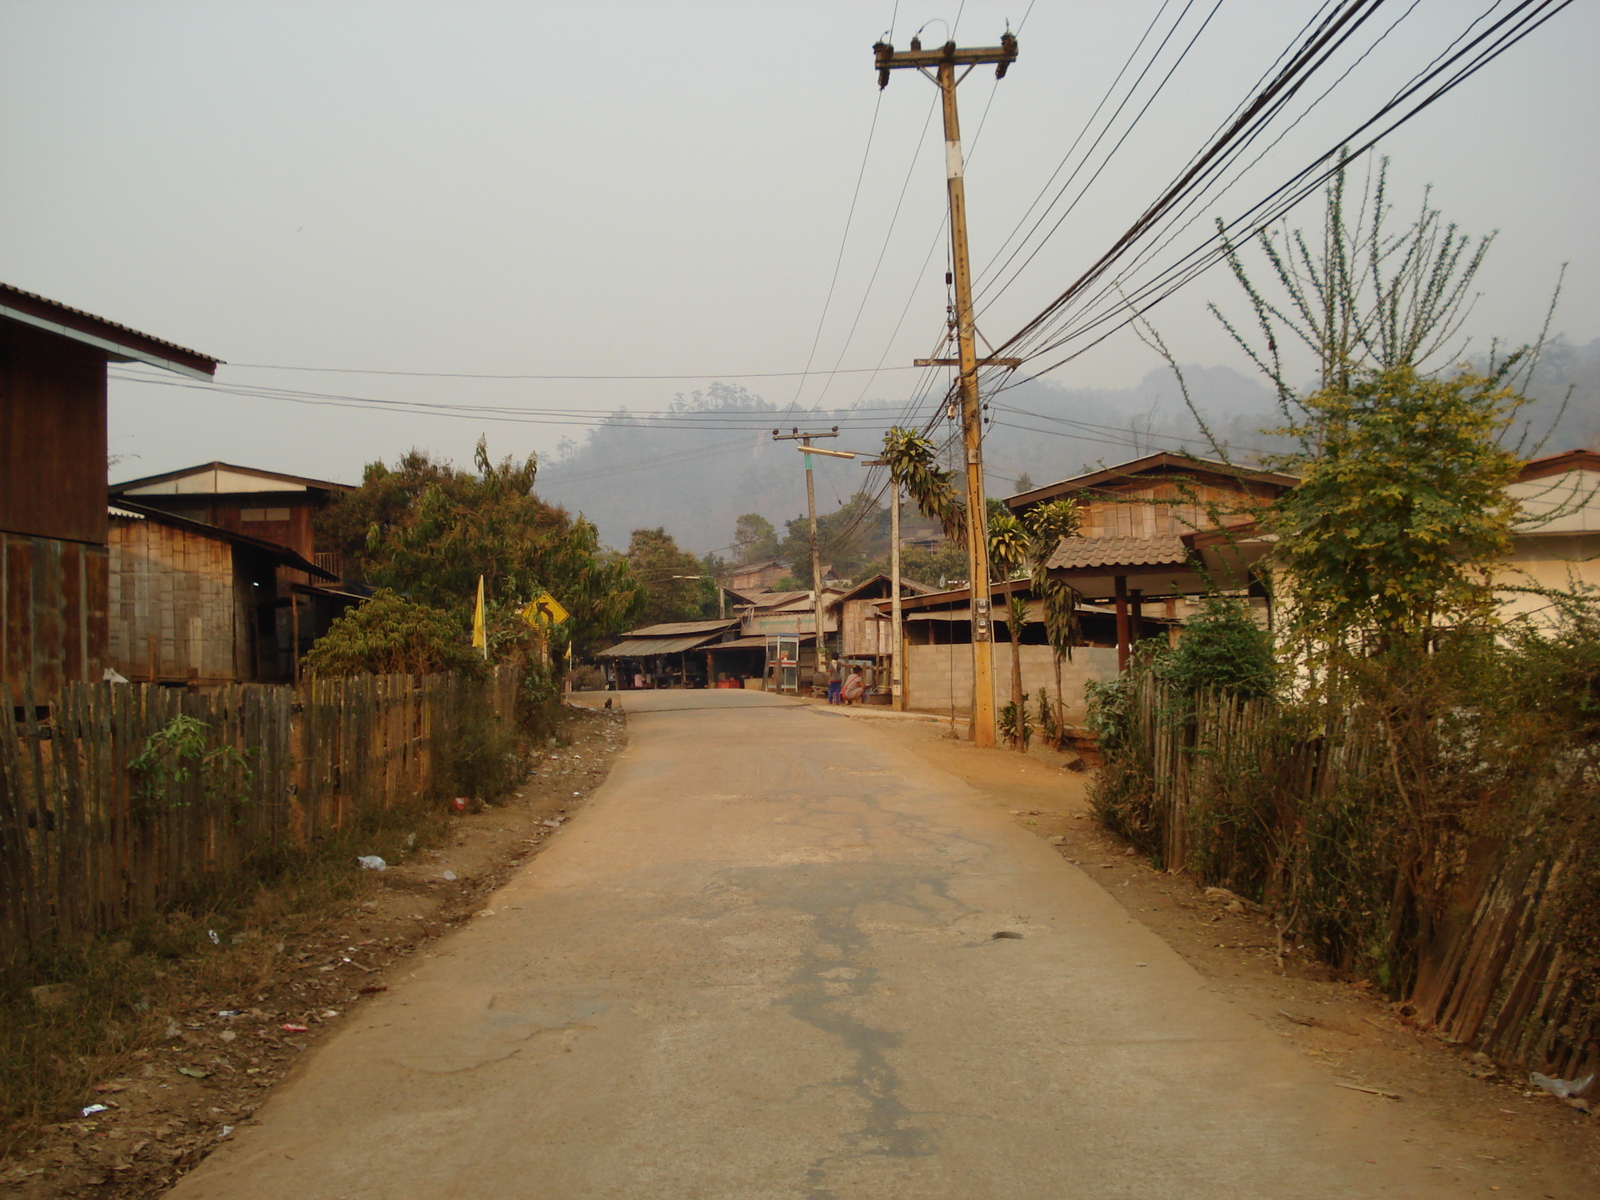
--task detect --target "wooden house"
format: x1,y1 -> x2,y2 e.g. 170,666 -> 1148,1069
1006,453 -> 1295,668
724,558 -> 841,594
874,580 -> 1125,721
107,502 -> 338,685
592,619 -> 742,690
1008,451 -> 1294,539
0,283 -> 218,699
108,463 -> 358,681
107,462 -> 353,581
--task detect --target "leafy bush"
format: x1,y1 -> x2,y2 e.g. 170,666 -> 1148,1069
302,590 -> 484,678
1159,596 -> 1276,699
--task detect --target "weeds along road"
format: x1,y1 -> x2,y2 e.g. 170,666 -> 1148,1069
166,690 -> 1470,1200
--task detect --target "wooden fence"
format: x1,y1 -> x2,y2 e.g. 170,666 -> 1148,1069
0,668 -> 521,957
1110,673 -> 1598,1082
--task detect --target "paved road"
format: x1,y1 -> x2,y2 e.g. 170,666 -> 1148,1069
168,691 -> 1463,1199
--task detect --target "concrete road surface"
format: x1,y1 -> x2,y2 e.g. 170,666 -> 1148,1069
168,691 -> 1468,1199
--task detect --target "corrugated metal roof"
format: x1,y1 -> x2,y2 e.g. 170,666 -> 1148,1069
732,590 -> 812,609
626,619 -> 739,637
109,461 -> 354,495
107,500 -> 337,580
0,281 -> 220,377
593,634 -> 723,658
706,635 -> 772,650
1005,452 -> 1297,509
1047,535 -> 1189,572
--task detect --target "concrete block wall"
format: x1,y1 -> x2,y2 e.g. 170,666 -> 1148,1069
904,643 -> 1120,724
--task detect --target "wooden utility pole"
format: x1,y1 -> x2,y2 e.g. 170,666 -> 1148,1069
874,31 -> 1018,748
772,426 -> 841,690
865,459 -> 906,710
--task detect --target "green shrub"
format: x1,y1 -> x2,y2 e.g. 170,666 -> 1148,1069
303,590 -> 484,678
1160,595 -> 1275,699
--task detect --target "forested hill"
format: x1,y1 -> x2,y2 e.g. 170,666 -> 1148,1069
535,338 -> 1600,554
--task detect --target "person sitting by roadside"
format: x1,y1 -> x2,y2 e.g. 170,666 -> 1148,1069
827,659 -> 844,705
842,665 -> 865,705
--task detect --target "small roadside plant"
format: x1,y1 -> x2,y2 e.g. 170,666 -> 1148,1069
128,714 -> 254,817
1035,687 -> 1061,746
998,699 -> 1032,750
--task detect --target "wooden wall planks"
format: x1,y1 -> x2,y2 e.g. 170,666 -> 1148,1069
0,668 -> 521,957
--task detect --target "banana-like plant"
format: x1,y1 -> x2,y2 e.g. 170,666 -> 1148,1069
881,428 -> 1084,748
1024,499 -> 1082,747
881,428 -> 966,546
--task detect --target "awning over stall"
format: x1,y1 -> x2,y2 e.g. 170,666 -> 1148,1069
594,633 -> 723,658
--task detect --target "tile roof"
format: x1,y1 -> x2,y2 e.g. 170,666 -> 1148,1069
1046,534 -> 1190,572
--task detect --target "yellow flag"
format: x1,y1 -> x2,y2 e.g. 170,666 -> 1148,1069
471,575 -> 487,658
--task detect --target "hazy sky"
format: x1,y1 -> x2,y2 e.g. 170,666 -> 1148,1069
3,1 -> 1595,496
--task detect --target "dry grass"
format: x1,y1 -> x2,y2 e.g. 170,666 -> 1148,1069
0,798 -> 454,1159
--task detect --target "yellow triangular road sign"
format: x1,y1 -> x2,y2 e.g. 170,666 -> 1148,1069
520,593 -> 569,626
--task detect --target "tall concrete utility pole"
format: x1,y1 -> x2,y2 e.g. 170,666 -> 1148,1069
874,31 -> 1019,748
772,426 -> 841,689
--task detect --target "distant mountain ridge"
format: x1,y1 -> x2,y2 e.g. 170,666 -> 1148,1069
535,339 -> 1600,553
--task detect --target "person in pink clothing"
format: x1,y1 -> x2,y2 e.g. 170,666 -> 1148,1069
841,666 -> 865,705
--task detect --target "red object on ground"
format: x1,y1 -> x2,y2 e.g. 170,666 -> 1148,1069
452,797 -> 469,812
281,1024 -> 309,1033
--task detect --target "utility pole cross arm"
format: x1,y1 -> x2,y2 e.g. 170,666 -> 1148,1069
915,357 -> 1022,369
874,35 -> 1018,85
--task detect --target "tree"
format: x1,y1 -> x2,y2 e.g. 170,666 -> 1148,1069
1200,154 -> 1543,993
881,429 -> 965,545
1209,155 -> 1532,660
1267,365 -> 1522,654
732,514 -> 779,564
988,500 -> 1082,748
1212,154 -> 1496,405
882,426 -> 1081,749
315,439 -> 642,658
775,491 -> 889,583
625,528 -> 714,626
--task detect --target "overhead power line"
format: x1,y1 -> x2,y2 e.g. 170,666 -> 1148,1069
218,362 -> 922,381
986,0 -> 1574,386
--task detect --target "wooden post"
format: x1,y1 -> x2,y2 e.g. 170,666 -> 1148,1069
890,475 -> 906,711
875,34 -> 1020,747
771,427 -> 841,693
1115,575 -> 1130,672
942,56 -> 996,748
